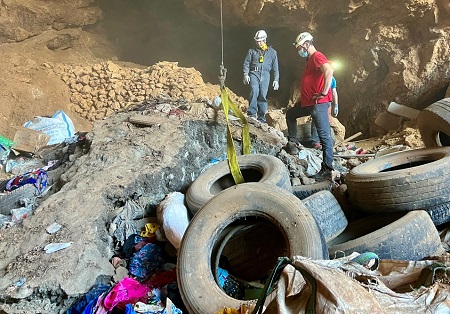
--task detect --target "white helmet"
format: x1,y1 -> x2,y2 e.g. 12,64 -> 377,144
294,32 -> 313,48
254,30 -> 267,41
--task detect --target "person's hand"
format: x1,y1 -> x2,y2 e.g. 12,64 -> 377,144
332,103 -> 339,117
312,92 -> 326,103
273,81 -> 279,91
243,75 -> 250,85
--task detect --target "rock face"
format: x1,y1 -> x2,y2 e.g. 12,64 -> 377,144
0,0 -> 102,43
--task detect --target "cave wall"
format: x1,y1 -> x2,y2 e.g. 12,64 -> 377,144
0,0 -> 449,136
185,0 -> 450,136
0,0 -> 102,42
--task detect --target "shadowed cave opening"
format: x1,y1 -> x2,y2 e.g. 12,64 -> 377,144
92,0 -> 298,109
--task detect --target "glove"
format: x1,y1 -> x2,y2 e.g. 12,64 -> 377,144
332,103 -> 339,117
243,75 -> 250,85
273,81 -> 279,91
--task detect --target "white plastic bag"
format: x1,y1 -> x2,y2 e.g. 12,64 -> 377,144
24,110 -> 75,145
157,192 -> 189,250
44,242 -> 72,253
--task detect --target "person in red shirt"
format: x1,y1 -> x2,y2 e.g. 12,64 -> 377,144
285,32 -> 334,180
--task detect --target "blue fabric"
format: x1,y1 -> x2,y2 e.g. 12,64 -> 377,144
330,76 -> 336,89
216,267 -> 229,288
66,284 -> 109,314
125,303 -> 137,314
286,102 -> 334,170
129,243 -> 164,279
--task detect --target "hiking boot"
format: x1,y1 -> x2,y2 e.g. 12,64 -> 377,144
310,166 -> 332,181
285,141 -> 299,155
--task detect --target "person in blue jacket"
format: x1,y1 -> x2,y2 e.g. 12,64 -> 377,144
243,30 -> 279,123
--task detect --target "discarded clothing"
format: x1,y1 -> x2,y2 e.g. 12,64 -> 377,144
103,277 -> 149,311
66,283 -> 109,314
6,169 -> 47,194
140,223 -> 159,237
143,268 -> 177,290
128,243 -> 164,279
123,235 -> 157,259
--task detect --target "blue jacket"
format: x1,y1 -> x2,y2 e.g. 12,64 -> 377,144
243,46 -> 279,82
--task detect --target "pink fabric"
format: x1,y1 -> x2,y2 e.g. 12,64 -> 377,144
103,277 -> 149,311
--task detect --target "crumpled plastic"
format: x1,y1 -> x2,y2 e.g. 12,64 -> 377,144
112,200 -> 145,246
263,255 -> 450,313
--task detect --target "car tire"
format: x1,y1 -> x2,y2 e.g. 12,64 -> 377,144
345,147 -> 450,212
291,180 -> 333,200
328,210 -> 444,261
302,190 -> 348,242
178,182 -> 328,314
418,98 -> 450,147
186,154 -> 291,215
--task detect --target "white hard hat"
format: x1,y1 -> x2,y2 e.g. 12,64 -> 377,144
254,30 -> 267,41
294,32 -> 313,48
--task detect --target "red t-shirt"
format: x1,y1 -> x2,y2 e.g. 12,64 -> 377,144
300,51 -> 332,107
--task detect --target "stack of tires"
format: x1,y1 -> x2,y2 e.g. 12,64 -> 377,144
335,98 -> 450,263
178,154 -> 347,313
177,111 -> 450,313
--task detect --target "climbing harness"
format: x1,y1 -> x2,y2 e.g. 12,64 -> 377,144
218,0 -> 250,184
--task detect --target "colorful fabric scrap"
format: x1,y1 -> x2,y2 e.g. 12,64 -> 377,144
5,169 -> 48,194
129,243 -> 164,279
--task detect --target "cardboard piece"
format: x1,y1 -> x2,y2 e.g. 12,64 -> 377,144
11,127 -> 50,153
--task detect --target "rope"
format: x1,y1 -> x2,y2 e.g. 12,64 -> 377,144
220,0 -> 224,66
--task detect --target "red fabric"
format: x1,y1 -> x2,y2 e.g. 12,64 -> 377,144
300,51 -> 332,107
142,268 -> 177,290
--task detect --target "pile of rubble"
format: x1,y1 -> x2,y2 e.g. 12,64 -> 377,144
60,61 -> 247,122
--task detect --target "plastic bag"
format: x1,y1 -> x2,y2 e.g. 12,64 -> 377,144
297,149 -> 322,176
157,192 -> 189,250
0,134 -> 14,162
11,206 -> 33,224
44,242 -> 72,253
23,110 -> 75,145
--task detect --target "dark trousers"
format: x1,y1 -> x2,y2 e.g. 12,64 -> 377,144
286,102 -> 334,170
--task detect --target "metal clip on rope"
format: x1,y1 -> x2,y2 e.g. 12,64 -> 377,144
219,65 -> 227,89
